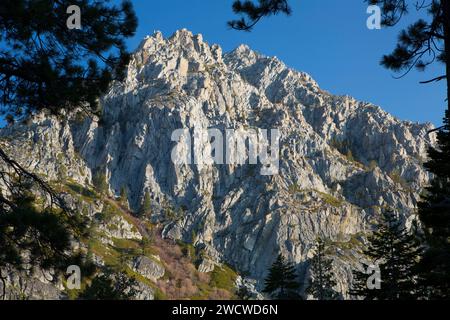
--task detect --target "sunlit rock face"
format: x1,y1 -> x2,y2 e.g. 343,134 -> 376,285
1,29 -> 435,298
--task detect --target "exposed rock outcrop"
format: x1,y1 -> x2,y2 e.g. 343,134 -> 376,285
0,29 -> 435,298
130,256 -> 165,282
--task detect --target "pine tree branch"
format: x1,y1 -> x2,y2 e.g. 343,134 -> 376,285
420,75 -> 446,84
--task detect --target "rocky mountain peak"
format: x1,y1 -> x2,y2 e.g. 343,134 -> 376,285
0,29 -> 436,298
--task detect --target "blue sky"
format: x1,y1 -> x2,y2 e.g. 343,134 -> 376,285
126,0 -> 446,127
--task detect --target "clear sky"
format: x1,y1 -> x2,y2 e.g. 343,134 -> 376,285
126,0 -> 446,127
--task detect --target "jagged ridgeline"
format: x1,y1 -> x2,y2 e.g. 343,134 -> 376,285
0,29 -> 435,299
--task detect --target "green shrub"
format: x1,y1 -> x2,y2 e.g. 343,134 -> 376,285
93,171 -> 108,194
95,204 -> 118,224
317,191 -> 343,207
138,191 -> 152,218
210,265 -> 238,292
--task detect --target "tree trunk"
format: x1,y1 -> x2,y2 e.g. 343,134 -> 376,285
444,0 -> 450,113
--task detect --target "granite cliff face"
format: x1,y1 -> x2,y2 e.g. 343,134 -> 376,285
0,29 -> 435,299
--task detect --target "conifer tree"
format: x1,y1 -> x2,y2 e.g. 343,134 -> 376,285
120,186 -> 127,200
79,269 -> 137,300
417,109 -> 450,299
351,261 -> 380,300
350,210 -> 422,300
0,1 -> 137,292
263,254 -> 300,299
138,191 -> 152,218
0,188 -> 94,299
366,0 -> 450,299
119,185 -> 128,208
0,0 -> 137,119
228,0 -> 291,31
93,171 -> 108,195
306,238 -> 339,300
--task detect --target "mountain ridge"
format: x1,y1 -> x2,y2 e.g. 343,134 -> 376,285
0,29 -> 435,299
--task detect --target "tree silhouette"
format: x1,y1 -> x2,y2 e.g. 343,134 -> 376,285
368,1 -> 447,83
228,0 -> 291,31
0,0 -> 137,119
306,238 -> 339,300
369,0 -> 450,299
263,254 -> 301,299
0,188 -> 93,299
0,0 -> 137,296
350,210 -> 422,300
417,109 -> 450,298
78,268 -> 137,300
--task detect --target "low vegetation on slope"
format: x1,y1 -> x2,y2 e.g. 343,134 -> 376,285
58,180 -> 238,300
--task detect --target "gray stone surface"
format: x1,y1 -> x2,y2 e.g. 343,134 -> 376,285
0,29 -> 436,298
130,256 -> 165,282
